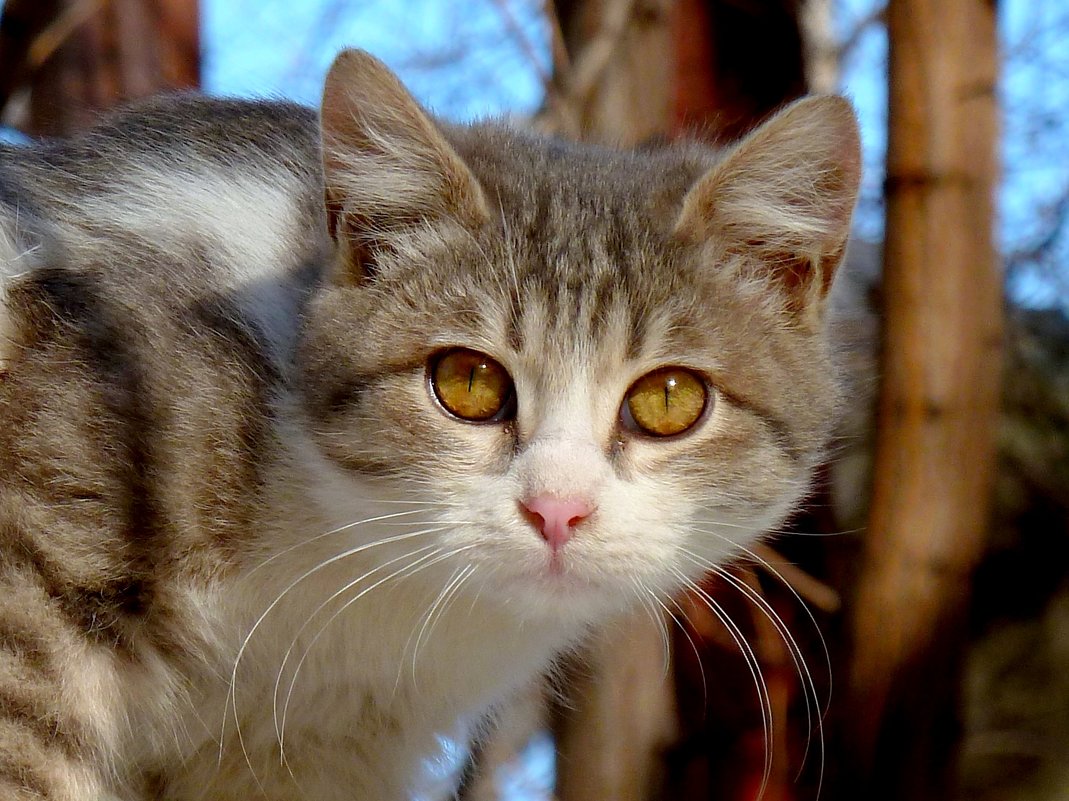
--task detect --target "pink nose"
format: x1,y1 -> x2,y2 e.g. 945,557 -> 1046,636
521,495 -> 594,552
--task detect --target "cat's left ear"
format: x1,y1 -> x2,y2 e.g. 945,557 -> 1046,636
674,96 -> 861,320
319,49 -> 490,282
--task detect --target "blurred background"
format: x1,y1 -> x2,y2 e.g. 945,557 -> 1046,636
0,1 -> 1066,800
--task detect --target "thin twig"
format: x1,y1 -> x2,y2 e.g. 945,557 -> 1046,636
490,0 -> 552,88
536,0 -> 638,138
27,0 -> 103,70
542,0 -> 571,75
564,0 -> 637,102
752,544 -> 842,613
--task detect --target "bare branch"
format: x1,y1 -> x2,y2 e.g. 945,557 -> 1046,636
27,0 -> 103,71
490,0 -> 552,88
564,0 -> 636,102
752,544 -> 842,614
1005,186 -> 1069,294
542,0 -> 571,76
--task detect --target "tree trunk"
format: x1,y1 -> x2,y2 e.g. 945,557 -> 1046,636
846,0 -> 1001,797
553,619 -> 678,801
672,0 -> 807,141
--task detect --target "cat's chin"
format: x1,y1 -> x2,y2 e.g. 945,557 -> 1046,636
477,557 -> 652,625
518,565 -> 600,594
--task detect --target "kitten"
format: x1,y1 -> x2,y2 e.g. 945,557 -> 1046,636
0,50 -> 859,800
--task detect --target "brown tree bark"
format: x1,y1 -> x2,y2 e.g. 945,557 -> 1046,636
553,620 -> 678,801
0,0 -> 199,137
846,0 -> 1001,797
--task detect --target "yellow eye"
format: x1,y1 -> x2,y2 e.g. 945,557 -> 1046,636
623,367 -> 708,437
431,349 -> 515,422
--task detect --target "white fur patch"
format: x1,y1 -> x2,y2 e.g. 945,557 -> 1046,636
37,166 -> 315,362
100,166 -> 303,288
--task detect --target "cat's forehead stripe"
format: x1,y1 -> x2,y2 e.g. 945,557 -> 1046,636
488,180 -> 673,363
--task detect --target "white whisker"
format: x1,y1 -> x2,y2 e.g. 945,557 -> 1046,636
679,542 -> 830,794
409,564 -> 477,690
629,578 -> 672,678
279,543 -> 482,752
671,566 -> 774,801
223,521 -> 442,776
269,541 -> 441,757
663,592 -> 709,707
686,529 -> 834,715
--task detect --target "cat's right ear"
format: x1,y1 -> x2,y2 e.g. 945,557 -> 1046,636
674,96 -> 861,322
320,49 -> 489,282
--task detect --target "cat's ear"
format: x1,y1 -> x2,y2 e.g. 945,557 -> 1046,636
320,49 -> 489,282
674,96 -> 860,319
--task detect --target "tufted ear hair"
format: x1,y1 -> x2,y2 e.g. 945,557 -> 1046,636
319,49 -> 489,282
674,96 -> 861,319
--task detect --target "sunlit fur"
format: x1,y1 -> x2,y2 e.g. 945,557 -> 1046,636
0,50 -> 858,800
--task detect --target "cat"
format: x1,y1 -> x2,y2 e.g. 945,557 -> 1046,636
0,49 -> 860,800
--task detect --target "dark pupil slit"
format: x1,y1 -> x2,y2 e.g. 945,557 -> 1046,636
664,383 -> 671,411
468,367 -> 475,393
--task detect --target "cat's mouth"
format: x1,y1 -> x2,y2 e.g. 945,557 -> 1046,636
516,550 -> 604,594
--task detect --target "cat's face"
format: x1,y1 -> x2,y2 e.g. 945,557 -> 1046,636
299,51 -> 859,623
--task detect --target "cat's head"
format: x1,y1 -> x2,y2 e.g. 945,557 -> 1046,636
299,50 -> 860,622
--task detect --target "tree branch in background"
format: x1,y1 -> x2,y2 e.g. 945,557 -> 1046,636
25,0 -> 102,78
752,544 -> 841,614
559,0 -> 636,104
541,0 -> 671,144
542,0 -> 572,76
0,0 -> 199,137
490,0 -> 553,91
1006,187 -> 1069,283
0,0 -> 61,124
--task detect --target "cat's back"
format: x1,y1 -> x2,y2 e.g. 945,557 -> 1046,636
0,94 -> 331,413
0,96 -> 329,609
0,95 -> 327,297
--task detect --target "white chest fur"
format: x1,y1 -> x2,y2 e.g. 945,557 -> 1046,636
165,434 -> 586,801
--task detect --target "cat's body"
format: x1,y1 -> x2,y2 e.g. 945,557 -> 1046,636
0,51 -> 860,800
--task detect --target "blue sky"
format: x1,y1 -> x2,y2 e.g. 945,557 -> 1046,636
203,0 -> 548,119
